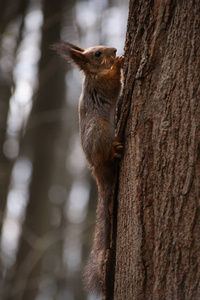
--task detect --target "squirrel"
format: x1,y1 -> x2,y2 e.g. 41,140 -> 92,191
52,41 -> 124,294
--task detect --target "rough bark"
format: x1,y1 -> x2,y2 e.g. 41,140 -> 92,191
114,0 -> 200,299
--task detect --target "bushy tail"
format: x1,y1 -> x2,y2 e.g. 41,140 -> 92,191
83,185 -> 112,294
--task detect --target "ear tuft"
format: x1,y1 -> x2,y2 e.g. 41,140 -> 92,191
51,41 -> 85,58
51,41 -> 70,58
51,41 -> 88,72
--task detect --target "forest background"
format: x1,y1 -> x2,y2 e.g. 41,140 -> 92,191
0,0 -> 128,300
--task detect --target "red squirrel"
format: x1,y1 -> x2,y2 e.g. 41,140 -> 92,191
52,41 -> 124,293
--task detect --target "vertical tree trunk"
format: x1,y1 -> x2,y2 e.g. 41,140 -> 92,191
7,1 -> 66,299
0,0 -> 28,238
114,0 -> 200,299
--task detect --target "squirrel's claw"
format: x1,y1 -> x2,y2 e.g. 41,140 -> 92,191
114,55 -> 125,67
112,141 -> 123,159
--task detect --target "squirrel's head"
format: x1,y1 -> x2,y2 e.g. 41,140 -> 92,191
83,46 -> 117,74
52,41 -> 117,75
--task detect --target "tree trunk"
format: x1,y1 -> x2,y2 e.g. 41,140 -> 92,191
0,0 -> 28,238
114,0 -> 200,299
7,1 -> 66,299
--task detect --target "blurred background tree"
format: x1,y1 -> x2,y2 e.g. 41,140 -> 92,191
0,0 -> 128,299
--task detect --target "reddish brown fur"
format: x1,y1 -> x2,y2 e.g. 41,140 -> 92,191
52,41 -> 124,294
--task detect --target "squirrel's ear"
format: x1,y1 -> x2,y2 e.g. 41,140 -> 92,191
51,41 -> 85,57
70,49 -> 88,70
65,42 -> 85,53
51,41 -> 88,71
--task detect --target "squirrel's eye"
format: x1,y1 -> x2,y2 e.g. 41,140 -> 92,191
95,51 -> 102,57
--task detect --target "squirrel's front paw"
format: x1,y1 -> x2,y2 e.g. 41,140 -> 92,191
114,55 -> 124,68
111,141 -> 123,159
